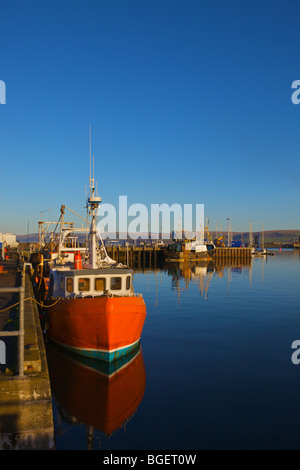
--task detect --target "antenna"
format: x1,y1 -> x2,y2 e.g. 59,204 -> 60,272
89,125 -> 91,173
89,125 -> 92,197
91,155 -> 95,197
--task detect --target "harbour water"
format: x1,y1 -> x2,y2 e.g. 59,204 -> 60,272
47,249 -> 300,450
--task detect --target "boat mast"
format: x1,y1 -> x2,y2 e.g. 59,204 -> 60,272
87,126 -> 102,269
57,205 -> 65,260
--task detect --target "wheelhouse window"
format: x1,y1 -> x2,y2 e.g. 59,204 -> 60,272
95,277 -> 106,291
126,276 -> 131,290
110,277 -> 122,290
66,277 -> 73,293
78,278 -> 90,292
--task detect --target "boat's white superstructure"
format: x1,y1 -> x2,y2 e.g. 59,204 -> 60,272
186,241 -> 209,253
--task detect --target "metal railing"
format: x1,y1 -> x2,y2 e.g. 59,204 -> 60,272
0,272 -> 25,377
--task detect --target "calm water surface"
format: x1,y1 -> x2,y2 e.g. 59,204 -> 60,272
47,250 -> 300,450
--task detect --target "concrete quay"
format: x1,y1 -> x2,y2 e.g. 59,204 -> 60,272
0,257 -> 54,450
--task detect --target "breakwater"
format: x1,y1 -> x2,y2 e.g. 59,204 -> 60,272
105,245 -> 252,266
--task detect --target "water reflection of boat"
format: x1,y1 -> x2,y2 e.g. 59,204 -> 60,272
47,341 -> 146,446
167,261 -> 215,301
165,258 -> 252,302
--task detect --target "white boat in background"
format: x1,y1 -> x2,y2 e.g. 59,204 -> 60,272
251,247 -> 267,257
186,220 -> 215,254
166,220 -> 215,262
185,240 -> 215,254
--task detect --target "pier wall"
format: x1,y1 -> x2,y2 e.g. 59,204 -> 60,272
106,245 -> 252,266
0,256 -> 54,450
106,245 -> 163,268
212,247 -> 252,260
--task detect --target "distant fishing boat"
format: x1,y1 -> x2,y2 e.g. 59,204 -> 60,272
252,248 -> 267,257
251,224 -> 267,257
41,149 -> 146,362
166,222 -> 215,262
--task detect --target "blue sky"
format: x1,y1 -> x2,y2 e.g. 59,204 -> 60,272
0,0 -> 300,235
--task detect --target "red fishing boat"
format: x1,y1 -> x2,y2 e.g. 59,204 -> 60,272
44,153 -> 146,362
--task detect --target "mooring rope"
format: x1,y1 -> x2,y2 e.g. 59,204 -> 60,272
0,296 -> 60,313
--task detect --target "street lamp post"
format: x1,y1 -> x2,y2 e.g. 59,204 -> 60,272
226,218 -> 230,247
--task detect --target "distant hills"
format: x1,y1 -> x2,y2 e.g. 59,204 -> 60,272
227,230 -> 300,244
17,233 -> 39,243
16,230 -> 300,244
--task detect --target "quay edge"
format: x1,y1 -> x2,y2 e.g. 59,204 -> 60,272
0,254 -> 55,450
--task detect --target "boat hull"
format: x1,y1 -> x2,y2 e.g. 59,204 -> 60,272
46,296 -> 146,362
165,250 -> 213,262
